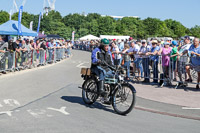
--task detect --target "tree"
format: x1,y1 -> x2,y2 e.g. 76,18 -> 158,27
0,10 -> 10,24
98,16 -> 116,35
190,25 -> 200,38
62,13 -> 86,31
0,10 -> 198,40
164,19 -> 187,38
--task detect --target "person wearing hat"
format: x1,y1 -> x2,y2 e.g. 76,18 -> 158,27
159,42 -> 172,79
91,38 -> 114,96
139,40 -> 150,83
170,40 -> 178,81
177,36 -> 192,85
146,40 -> 160,84
48,39 -> 54,63
186,38 -> 200,89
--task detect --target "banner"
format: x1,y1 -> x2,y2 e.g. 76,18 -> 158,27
30,21 -> 33,30
18,6 -> 23,36
37,12 -> 42,33
72,31 -> 75,44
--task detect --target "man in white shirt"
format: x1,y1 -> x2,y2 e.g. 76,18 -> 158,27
178,36 -> 192,85
128,41 -> 142,80
111,42 -> 121,65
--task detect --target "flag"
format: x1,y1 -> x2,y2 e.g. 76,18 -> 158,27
37,12 -> 42,33
72,31 -> 75,44
30,21 -> 33,30
18,6 -> 23,36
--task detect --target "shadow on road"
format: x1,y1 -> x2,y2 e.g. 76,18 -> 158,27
61,96 -> 115,114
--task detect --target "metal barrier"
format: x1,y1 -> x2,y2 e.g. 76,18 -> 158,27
112,53 -> 200,89
0,48 -> 69,73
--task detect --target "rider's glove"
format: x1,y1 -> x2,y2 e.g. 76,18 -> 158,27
98,60 -> 105,65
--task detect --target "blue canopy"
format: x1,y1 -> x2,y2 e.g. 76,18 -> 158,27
0,20 -> 38,37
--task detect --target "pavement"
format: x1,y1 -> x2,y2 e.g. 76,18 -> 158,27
0,49 -> 199,133
132,81 -> 200,108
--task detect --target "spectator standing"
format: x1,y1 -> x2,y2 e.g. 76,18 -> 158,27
122,44 -> 131,80
139,40 -> 150,83
159,42 -> 172,78
0,36 -> 6,74
170,41 -> 178,81
111,42 -> 121,65
48,39 -> 54,63
146,40 -> 160,84
178,36 -> 192,84
186,38 -> 200,89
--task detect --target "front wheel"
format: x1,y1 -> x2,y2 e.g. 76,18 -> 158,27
112,84 -> 136,115
82,79 -> 99,105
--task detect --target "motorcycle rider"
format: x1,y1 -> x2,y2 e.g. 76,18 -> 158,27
91,38 -> 114,96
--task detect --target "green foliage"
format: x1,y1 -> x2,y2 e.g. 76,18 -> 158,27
0,10 -> 199,39
190,25 -> 200,38
0,10 -> 9,24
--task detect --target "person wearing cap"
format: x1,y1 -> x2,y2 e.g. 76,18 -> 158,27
0,36 -> 7,74
186,38 -> 200,89
14,39 -> 22,68
159,42 -> 172,79
127,41 -> 142,80
146,40 -> 160,84
139,40 -> 150,82
91,38 -> 114,96
121,43 -> 131,80
111,41 -> 121,65
170,40 -> 178,81
48,39 -> 54,63
20,40 -> 28,67
177,36 -> 192,85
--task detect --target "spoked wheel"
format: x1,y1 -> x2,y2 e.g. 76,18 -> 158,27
112,84 -> 136,115
82,79 -> 99,105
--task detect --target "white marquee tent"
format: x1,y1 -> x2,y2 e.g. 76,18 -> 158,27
100,35 -> 130,40
79,34 -> 100,40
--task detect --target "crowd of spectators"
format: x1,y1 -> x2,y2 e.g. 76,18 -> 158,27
0,36 -> 73,74
75,36 -> 200,89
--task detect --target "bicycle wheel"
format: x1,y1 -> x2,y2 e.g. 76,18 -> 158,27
82,79 -> 99,105
112,84 -> 136,115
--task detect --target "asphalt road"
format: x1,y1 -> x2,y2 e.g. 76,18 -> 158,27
0,50 -> 199,133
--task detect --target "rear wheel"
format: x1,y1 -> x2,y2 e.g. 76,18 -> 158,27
82,79 -> 99,105
112,84 -> 136,115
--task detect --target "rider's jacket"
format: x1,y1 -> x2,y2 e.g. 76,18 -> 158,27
91,46 -> 113,71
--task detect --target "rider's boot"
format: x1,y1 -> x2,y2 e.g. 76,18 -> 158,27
98,80 -> 107,97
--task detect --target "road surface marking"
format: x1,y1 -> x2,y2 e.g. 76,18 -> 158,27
182,107 -> 200,110
47,107 -> 70,115
3,99 -> 20,106
0,111 -> 13,116
27,109 -> 47,118
0,103 -> 2,107
76,63 -> 88,68
76,63 -> 85,68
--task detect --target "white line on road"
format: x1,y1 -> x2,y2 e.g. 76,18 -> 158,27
0,111 -> 13,116
76,63 -> 85,68
182,107 -> 200,110
47,107 -> 70,115
3,99 -> 20,107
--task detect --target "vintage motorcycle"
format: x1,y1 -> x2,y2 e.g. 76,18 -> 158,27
80,62 -> 136,115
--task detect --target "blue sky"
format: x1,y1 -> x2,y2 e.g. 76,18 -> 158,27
0,0 -> 199,28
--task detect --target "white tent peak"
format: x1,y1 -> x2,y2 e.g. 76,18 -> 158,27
79,34 -> 100,40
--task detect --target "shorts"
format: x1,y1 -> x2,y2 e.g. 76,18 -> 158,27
134,58 -> 142,68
